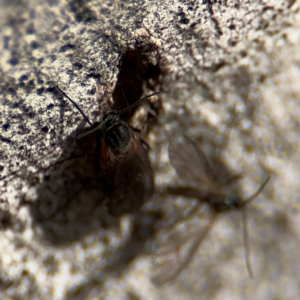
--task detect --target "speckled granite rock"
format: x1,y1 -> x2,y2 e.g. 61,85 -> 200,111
0,1 -> 299,299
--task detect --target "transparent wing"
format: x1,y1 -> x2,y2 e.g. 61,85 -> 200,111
168,135 -> 216,189
151,207 -> 216,285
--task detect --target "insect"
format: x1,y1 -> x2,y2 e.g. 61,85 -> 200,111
56,86 -> 160,216
152,135 -> 270,284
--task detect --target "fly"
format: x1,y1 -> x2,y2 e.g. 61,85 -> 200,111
57,86 -> 160,216
152,134 -> 270,284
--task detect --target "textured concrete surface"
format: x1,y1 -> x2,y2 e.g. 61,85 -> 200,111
0,0 -> 299,299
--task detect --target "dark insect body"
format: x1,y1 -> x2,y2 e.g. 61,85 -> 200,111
153,135 -> 270,284
57,86 -> 160,216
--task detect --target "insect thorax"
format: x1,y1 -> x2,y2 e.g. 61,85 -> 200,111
209,195 -> 243,212
103,111 -> 132,153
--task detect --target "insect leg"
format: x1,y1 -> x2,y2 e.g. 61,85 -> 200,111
242,206 -> 253,278
243,176 -> 270,204
224,173 -> 244,186
241,175 -> 270,277
93,131 -> 102,177
76,122 -> 106,139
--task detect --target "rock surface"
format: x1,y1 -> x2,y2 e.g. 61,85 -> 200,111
0,0 -> 299,299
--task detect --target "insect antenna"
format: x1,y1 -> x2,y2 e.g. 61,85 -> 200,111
56,86 -> 92,127
77,91 -> 160,140
121,88 -> 130,109
61,89 -> 160,140
241,175 -> 270,278
117,92 -> 160,114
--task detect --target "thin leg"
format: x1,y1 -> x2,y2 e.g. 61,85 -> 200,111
224,173 -> 244,186
43,153 -> 96,171
242,207 -> 254,278
243,176 -> 270,204
94,131 -> 102,177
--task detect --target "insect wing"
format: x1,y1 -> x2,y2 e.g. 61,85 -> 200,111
168,135 -> 216,191
152,207 -> 214,284
103,134 -> 154,216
